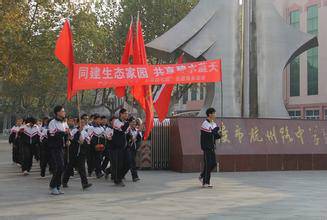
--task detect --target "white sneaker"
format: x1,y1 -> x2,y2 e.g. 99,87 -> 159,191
57,188 -> 64,194
202,184 -> 213,188
198,176 -> 203,184
50,188 -> 60,195
23,171 -> 29,176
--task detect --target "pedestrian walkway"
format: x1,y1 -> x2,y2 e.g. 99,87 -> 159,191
0,140 -> 326,220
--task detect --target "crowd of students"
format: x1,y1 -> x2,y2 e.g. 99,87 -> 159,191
8,105 -> 142,195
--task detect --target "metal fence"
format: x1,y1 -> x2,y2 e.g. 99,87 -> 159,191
150,119 -> 171,169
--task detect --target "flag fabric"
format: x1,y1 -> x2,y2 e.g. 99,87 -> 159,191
131,19 -> 147,110
154,53 -> 184,122
115,20 -> 134,98
131,18 -> 154,140
54,20 -> 75,100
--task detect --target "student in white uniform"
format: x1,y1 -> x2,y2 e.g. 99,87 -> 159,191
48,105 -> 69,195
199,108 -> 221,188
17,117 -> 40,175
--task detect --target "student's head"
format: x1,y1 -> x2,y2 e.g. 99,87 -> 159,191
90,114 -> 95,122
26,117 -> 37,126
101,116 -> 108,126
67,116 -> 75,127
16,118 -> 23,126
119,108 -> 128,121
81,114 -> 89,122
129,117 -> 137,128
42,117 -> 50,126
93,114 -> 101,125
206,108 -> 216,121
36,119 -> 42,126
77,118 -> 86,128
136,118 -> 142,126
109,116 -> 116,126
54,105 -> 65,119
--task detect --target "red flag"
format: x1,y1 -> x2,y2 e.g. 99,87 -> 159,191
115,20 -> 134,98
131,19 -> 147,110
154,53 -> 184,122
54,20 -> 75,100
131,18 -> 154,140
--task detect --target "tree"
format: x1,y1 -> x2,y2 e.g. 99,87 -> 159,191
0,0 -> 198,126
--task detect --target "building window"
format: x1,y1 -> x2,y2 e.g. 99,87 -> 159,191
200,84 -> 205,100
288,110 -> 301,119
182,91 -> 188,104
324,109 -> 327,120
289,11 -> 300,97
305,109 -> 320,120
307,5 -> 318,96
191,86 -> 197,101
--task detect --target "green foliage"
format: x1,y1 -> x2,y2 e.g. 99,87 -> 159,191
0,0 -> 198,117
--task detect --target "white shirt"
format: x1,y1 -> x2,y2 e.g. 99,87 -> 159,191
88,125 -> 105,138
21,124 -> 40,137
113,119 -> 126,132
39,126 -> 48,141
71,127 -> 90,144
48,119 -> 69,136
200,120 -> 217,133
104,127 -> 114,139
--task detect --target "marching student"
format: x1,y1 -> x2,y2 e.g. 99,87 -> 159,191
104,116 -> 115,180
9,117 -> 23,166
48,105 -> 70,195
111,108 -> 129,187
62,118 -> 92,190
64,116 -> 75,177
81,114 -> 90,131
67,116 -> 75,130
124,117 -> 142,182
100,115 -> 108,128
88,114 -> 105,178
199,108 -> 221,188
17,117 -> 40,175
39,117 -> 52,177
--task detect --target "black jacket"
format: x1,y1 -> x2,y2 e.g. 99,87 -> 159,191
200,119 -> 221,151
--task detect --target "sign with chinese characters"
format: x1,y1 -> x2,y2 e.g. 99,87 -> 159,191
72,60 -> 222,91
215,118 -> 327,155
173,118 -> 327,156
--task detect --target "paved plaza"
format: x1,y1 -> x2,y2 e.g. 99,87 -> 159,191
0,140 -> 326,220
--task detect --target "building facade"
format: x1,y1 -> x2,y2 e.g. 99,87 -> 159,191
276,0 -> 327,119
173,0 -> 327,119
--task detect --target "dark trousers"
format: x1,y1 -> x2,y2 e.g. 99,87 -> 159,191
62,145 -> 88,186
21,144 -> 33,172
33,144 -> 40,161
40,143 -> 52,176
101,148 -> 110,171
87,147 -> 95,175
94,150 -> 103,176
12,144 -> 20,164
49,148 -> 64,189
64,147 -> 74,176
123,148 -> 138,179
200,149 -> 217,185
111,148 -> 125,184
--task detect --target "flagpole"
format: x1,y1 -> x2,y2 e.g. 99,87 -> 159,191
217,75 -> 223,173
76,91 -> 81,127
